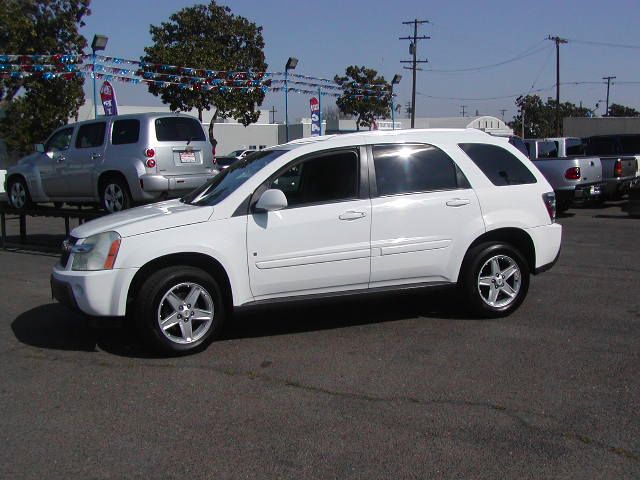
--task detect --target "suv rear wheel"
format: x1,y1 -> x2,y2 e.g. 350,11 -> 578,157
134,266 -> 226,355
460,242 -> 530,318
100,176 -> 132,213
8,177 -> 33,210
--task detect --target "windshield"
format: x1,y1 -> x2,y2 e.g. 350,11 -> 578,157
182,149 -> 287,206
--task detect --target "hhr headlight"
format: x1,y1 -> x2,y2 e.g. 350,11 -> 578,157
71,231 -> 121,271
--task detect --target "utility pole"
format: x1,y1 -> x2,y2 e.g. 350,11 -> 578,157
269,106 -> 277,124
602,76 -> 616,116
547,35 -> 567,136
460,105 -> 467,117
499,109 -> 507,120
405,101 -> 413,118
400,19 -> 430,128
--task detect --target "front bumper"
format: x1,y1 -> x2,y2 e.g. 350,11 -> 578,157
51,265 -> 138,317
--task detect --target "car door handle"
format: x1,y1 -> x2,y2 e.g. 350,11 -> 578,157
446,198 -> 471,207
90,153 -> 103,160
339,210 -> 367,220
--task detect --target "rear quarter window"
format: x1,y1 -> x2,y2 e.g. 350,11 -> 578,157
459,143 -> 537,186
111,119 -> 140,145
155,117 -> 206,142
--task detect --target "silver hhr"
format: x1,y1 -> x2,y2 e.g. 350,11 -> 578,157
5,112 -> 218,212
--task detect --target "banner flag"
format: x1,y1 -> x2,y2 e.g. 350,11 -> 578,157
100,80 -> 118,116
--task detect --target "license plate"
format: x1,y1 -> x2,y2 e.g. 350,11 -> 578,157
179,151 -> 196,163
590,185 -> 601,195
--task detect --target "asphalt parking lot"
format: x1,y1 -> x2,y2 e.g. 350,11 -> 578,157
0,203 -> 638,479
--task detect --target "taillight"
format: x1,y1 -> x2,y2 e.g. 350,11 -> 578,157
542,192 -> 556,223
145,148 -> 155,158
564,167 -> 581,180
146,158 -> 156,168
614,159 -> 623,177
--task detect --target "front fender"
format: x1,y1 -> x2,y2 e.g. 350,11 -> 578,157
115,216 -> 251,307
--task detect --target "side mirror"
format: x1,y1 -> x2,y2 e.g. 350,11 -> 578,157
255,189 -> 288,212
35,144 -> 45,153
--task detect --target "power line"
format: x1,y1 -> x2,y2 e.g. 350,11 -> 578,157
425,42 -> 550,73
566,38 -> 640,49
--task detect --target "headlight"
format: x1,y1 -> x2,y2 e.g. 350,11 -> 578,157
71,231 -> 121,271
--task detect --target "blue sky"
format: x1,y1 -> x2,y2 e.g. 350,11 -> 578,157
80,0 -> 640,122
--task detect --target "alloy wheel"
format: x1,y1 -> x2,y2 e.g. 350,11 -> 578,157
10,182 -> 26,209
156,282 -> 215,345
104,183 -> 124,212
477,254 -> 522,308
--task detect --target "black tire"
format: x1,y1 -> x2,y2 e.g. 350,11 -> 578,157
100,176 -> 132,213
7,177 -> 33,210
459,242 -> 530,318
134,266 -> 226,355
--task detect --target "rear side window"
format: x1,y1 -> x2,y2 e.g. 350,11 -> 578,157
459,143 -> 537,186
155,117 -> 206,142
111,119 -> 140,145
373,144 -> 465,196
76,122 -> 106,149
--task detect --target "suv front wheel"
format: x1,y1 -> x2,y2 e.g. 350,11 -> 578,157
460,242 -> 530,318
134,266 -> 226,355
8,177 -> 33,210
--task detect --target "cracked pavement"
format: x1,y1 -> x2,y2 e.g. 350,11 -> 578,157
0,204 -> 638,479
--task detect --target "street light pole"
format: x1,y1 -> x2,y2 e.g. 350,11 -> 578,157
91,34 -> 109,119
391,74 -> 402,131
284,57 -> 298,142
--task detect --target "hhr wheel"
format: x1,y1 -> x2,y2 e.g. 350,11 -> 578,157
135,267 -> 226,355
101,177 -> 132,213
460,242 -> 529,317
8,177 -> 33,210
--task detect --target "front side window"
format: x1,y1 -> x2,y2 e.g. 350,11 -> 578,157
111,119 -> 140,145
270,150 -> 359,207
459,143 -> 537,186
76,122 -> 106,149
373,144 -> 462,196
45,127 -> 74,153
155,117 -> 205,142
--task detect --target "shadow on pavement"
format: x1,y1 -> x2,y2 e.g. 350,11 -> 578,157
11,288 -> 471,358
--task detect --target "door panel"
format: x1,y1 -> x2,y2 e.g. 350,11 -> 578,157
66,122 -> 106,196
247,200 -> 371,298
40,127 -> 74,197
370,189 -> 483,286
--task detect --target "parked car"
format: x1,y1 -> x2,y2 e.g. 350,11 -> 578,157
228,148 -> 258,160
5,113 -> 218,212
583,134 -> 639,199
51,129 -> 562,355
521,138 -> 603,211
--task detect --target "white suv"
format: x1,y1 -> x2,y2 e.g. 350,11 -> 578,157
51,129 -> 562,355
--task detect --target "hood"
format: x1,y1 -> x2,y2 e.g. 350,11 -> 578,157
71,199 -> 214,239
15,152 -> 40,167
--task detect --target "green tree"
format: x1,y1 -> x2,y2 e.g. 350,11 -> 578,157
607,103 -> 640,117
0,0 -> 90,157
509,95 -> 590,138
334,66 -> 391,131
142,1 -> 267,127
